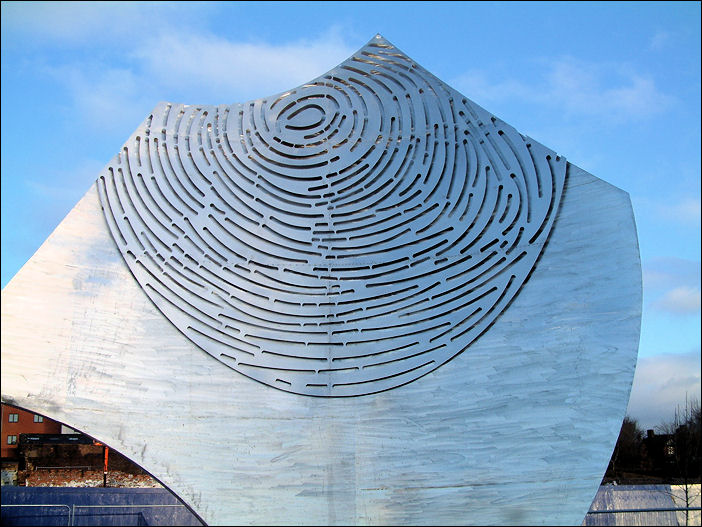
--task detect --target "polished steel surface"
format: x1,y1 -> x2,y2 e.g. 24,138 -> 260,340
97,35 -> 565,396
1,35 -> 641,525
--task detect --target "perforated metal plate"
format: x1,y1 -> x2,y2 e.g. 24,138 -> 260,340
97,35 -> 566,396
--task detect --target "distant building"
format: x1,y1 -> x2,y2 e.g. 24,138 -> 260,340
640,429 -> 677,477
1,403 -> 61,459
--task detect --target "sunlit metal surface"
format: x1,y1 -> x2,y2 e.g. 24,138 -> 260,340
97,35 -> 565,396
1,35 -> 641,525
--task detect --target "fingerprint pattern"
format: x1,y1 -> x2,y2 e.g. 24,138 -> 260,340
97,36 -> 566,397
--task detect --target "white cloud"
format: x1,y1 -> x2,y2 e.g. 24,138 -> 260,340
643,257 -> 701,316
661,197 -> 702,226
30,25 -> 357,134
650,30 -> 672,51
643,257 -> 701,290
47,64 -> 149,134
0,1 -> 209,47
652,286 -> 701,314
452,57 -> 674,124
634,195 -> 702,231
132,29 -> 356,103
627,351 -> 701,430
450,69 -> 532,105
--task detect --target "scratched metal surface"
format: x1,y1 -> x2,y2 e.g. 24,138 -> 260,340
96,35 -> 565,397
1,35 -> 641,526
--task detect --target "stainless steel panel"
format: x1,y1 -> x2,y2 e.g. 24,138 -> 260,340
0,35 -> 641,525
97,35 -> 566,397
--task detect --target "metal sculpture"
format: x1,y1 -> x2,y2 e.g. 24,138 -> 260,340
99,35 -> 565,396
1,35 -> 641,525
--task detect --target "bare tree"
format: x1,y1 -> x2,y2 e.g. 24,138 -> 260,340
655,396 -> 701,526
606,416 -> 644,482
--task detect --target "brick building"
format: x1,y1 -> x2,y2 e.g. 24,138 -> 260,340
1,403 -> 62,459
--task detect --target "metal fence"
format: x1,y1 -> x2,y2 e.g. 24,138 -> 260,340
584,506 -> 702,526
4,501 -> 701,526
1,503 -> 191,526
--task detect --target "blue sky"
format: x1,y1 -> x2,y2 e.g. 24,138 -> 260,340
1,1 -> 699,430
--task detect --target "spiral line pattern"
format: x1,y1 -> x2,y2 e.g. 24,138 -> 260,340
97,35 -> 566,396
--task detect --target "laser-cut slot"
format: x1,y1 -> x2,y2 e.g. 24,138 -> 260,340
528,155 -> 561,245
185,325 -> 258,356
483,127 -> 512,171
198,225 -> 249,265
479,238 -> 499,253
363,346 -> 442,369
406,284 -> 499,323
524,142 -> 544,200
430,306 -> 482,343
195,264 -> 269,305
317,366 -> 359,374
498,192 -> 514,225
141,273 -> 220,329
333,167 -> 395,208
134,136 -> 142,167
446,251 -> 501,282
177,117 -> 213,194
332,360 -> 434,387
377,188 -> 421,211
256,132 -> 329,159
160,143 -> 206,208
209,203 -> 226,215
303,113 -> 342,141
255,178 -> 323,206
262,350 -> 328,362
331,146 -> 396,202
224,314 -> 325,336
223,214 -> 320,258
254,198 -> 324,219
415,203 -> 452,236
216,298 -> 299,329
149,139 -> 199,216
97,176 -> 127,247
449,275 -> 517,343
350,281 -> 439,320
359,311 -> 453,333
251,184 -> 314,211
308,182 -> 330,192
497,131 -> 535,223
114,194 -> 146,254
219,348 -> 254,364
254,269 -> 327,291
212,290 -> 318,325
238,362 -> 315,374
330,228 -> 411,252
211,215 -> 306,265
231,265 -> 323,297
331,341 -> 417,362
455,187 -> 502,256
269,215 -> 311,232
260,223 -> 314,247
303,340 -> 345,347
337,322 -> 449,344
130,174 -> 178,240
163,259 -> 208,291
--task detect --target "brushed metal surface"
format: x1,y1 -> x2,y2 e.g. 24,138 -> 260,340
1,35 -> 641,526
97,35 -> 565,396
